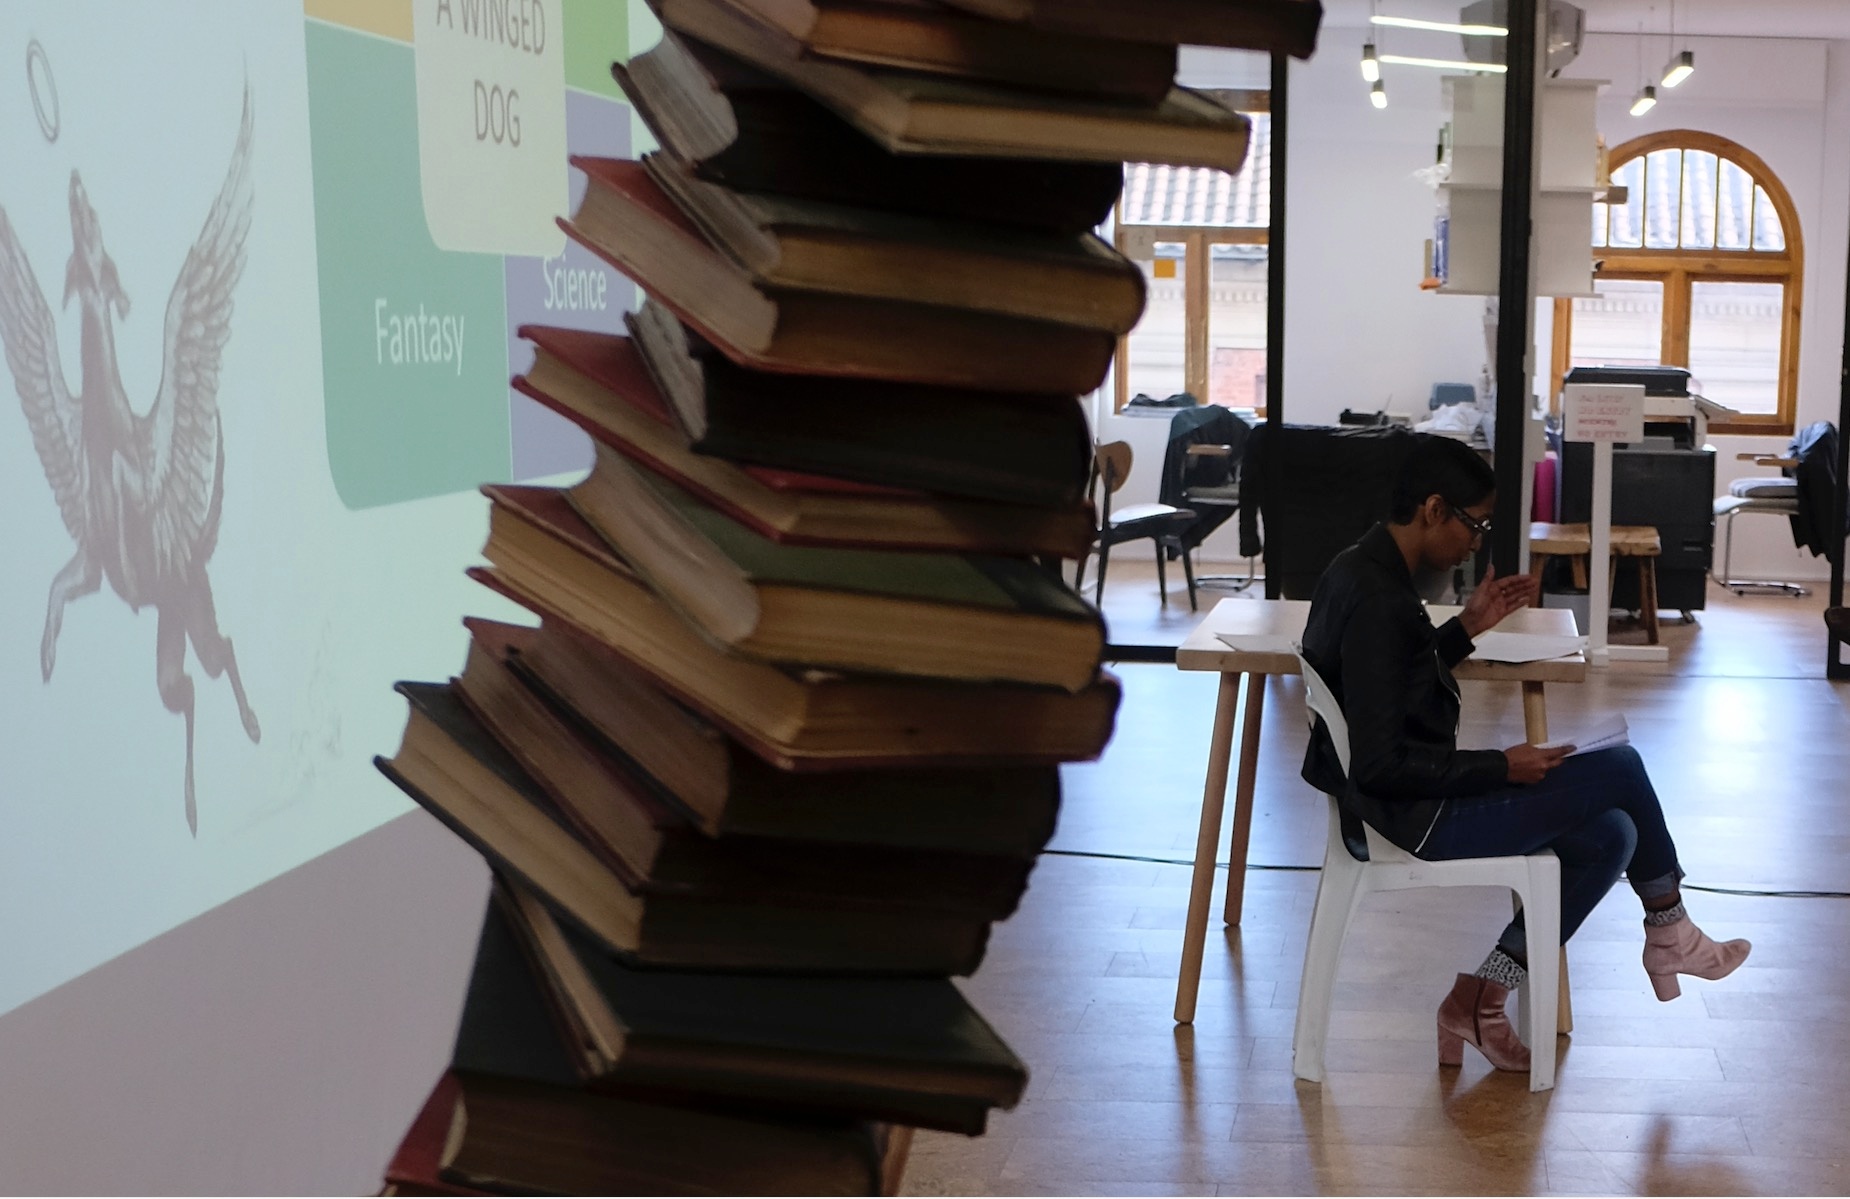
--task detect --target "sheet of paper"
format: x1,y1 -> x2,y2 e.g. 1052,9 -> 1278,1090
1214,632 -> 1299,655
1468,630 -> 1588,664
1537,713 -> 1630,756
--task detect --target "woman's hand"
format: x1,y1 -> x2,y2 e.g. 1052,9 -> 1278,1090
1504,742 -> 1573,784
1460,565 -> 1540,638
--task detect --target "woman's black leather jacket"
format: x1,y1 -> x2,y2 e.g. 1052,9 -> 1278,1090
1299,524 -> 1511,854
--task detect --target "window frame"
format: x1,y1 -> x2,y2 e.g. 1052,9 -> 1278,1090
1549,130 -> 1803,436
1111,226 -> 1269,413
1113,92 -> 1271,415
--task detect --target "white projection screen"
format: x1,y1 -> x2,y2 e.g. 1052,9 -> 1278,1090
0,2 -> 657,1190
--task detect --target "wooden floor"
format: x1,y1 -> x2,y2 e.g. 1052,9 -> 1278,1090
905,565 -> 1850,1196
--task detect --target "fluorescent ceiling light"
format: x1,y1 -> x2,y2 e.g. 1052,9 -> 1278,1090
1379,54 -> 1508,73
1630,85 -> 1657,116
1370,14 -> 1508,36
1661,49 -> 1695,87
1370,79 -> 1388,109
1361,41 -> 1380,82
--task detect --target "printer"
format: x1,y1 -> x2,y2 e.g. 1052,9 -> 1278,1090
1551,365 -> 1729,614
1559,365 -> 1739,447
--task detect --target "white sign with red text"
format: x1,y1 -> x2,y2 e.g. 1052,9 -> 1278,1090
1563,383 -> 1646,443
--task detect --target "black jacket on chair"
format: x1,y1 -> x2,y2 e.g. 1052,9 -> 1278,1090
1299,524 -> 1511,855
1238,424 -> 1422,598
1156,406 -> 1250,554
1789,421 -> 1840,557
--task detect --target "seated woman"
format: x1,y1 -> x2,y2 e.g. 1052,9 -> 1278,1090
1299,435 -> 1749,1072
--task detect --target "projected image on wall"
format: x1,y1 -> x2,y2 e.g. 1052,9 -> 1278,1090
0,0 -> 646,1020
2,82 -> 260,837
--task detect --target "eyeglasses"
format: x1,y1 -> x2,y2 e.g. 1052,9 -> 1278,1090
1450,504 -> 1493,540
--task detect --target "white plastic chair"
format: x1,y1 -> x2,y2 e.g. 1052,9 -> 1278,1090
1291,652 -> 1562,1092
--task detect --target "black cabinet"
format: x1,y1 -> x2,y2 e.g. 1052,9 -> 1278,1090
1556,443 -> 1715,612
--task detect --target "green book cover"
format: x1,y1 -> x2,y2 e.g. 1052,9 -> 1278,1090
640,463 -> 1094,616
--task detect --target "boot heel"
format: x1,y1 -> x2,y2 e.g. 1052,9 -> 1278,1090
1648,971 -> 1681,1002
1437,1026 -> 1464,1067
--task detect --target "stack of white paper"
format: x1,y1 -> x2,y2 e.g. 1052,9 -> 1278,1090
1468,631 -> 1589,664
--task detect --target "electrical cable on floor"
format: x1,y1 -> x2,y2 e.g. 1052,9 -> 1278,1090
1040,847 -> 1850,898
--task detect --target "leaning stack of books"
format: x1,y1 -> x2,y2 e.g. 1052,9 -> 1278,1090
377,0 -> 1320,1193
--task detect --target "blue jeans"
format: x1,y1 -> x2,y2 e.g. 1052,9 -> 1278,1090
1417,746 -> 1683,961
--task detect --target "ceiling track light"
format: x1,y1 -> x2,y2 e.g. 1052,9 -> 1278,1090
1661,49 -> 1695,88
1361,41 -> 1380,82
1370,79 -> 1388,109
1378,53 -> 1507,74
1630,85 -> 1658,116
1369,14 -> 1507,37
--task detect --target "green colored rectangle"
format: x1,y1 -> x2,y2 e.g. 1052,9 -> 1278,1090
307,22 -> 511,509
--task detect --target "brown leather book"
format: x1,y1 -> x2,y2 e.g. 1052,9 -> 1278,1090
478,879 -> 1027,1134
934,0 -> 1324,56
557,453 -> 1104,692
454,622 -> 1038,919
471,485 -> 1122,768
514,324 -> 1093,556
467,616 -> 1062,855
563,157 -> 1118,395
377,682 -> 995,975
640,148 -> 1146,334
708,0 -> 1178,102
621,299 -> 1092,509
654,0 -> 1253,172
615,30 -> 1126,234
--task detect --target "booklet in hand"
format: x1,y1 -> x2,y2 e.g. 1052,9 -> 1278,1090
1537,713 -> 1630,757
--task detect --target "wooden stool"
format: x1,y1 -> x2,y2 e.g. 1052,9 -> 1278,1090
1528,521 -> 1663,644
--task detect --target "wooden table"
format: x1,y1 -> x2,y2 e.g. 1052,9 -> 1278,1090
1171,599 -> 1587,1024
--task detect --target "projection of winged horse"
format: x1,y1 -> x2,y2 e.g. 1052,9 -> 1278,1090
0,85 -> 258,835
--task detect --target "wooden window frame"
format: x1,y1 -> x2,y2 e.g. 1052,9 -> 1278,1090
1112,225 -> 1269,413
1549,131 -> 1803,436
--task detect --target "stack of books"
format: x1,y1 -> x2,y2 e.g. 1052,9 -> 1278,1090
377,0 -> 1320,1193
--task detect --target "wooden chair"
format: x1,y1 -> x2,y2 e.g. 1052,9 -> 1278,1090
1073,441 -> 1199,608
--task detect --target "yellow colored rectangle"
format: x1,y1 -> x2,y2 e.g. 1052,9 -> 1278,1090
306,0 -> 412,42
1153,258 -> 1178,279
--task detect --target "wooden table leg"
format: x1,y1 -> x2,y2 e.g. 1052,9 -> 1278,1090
1528,554 -> 1549,607
1521,680 -> 1548,744
1640,559 -> 1660,644
1221,671 -> 1267,926
1519,679 -> 1574,1034
1557,952 -> 1574,1033
1174,672 -> 1243,1024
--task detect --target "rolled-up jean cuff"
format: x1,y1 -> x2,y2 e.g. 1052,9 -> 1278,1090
1630,865 -> 1684,900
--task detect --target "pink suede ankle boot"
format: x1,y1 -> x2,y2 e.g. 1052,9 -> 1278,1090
1436,973 -> 1530,1072
1642,916 -> 1751,1001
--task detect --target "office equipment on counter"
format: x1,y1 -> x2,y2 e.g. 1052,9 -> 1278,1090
1552,373 -> 1718,615
1560,365 -> 1738,447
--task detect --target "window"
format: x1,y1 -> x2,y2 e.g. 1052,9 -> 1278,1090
1553,131 -> 1802,435
1114,98 -> 1270,413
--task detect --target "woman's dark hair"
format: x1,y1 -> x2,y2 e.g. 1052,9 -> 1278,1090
1388,434 -> 1497,523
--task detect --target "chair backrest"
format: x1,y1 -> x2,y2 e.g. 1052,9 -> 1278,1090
1093,441 -> 1133,496
1086,441 -> 1133,529
1295,652 -> 1352,778
1297,650 -> 1411,864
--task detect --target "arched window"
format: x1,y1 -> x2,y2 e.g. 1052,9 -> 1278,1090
1551,131 -> 1802,435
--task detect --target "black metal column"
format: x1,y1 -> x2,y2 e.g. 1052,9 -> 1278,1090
1264,52 -> 1289,599
1832,218 -> 1850,679
1490,0 -> 1539,577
